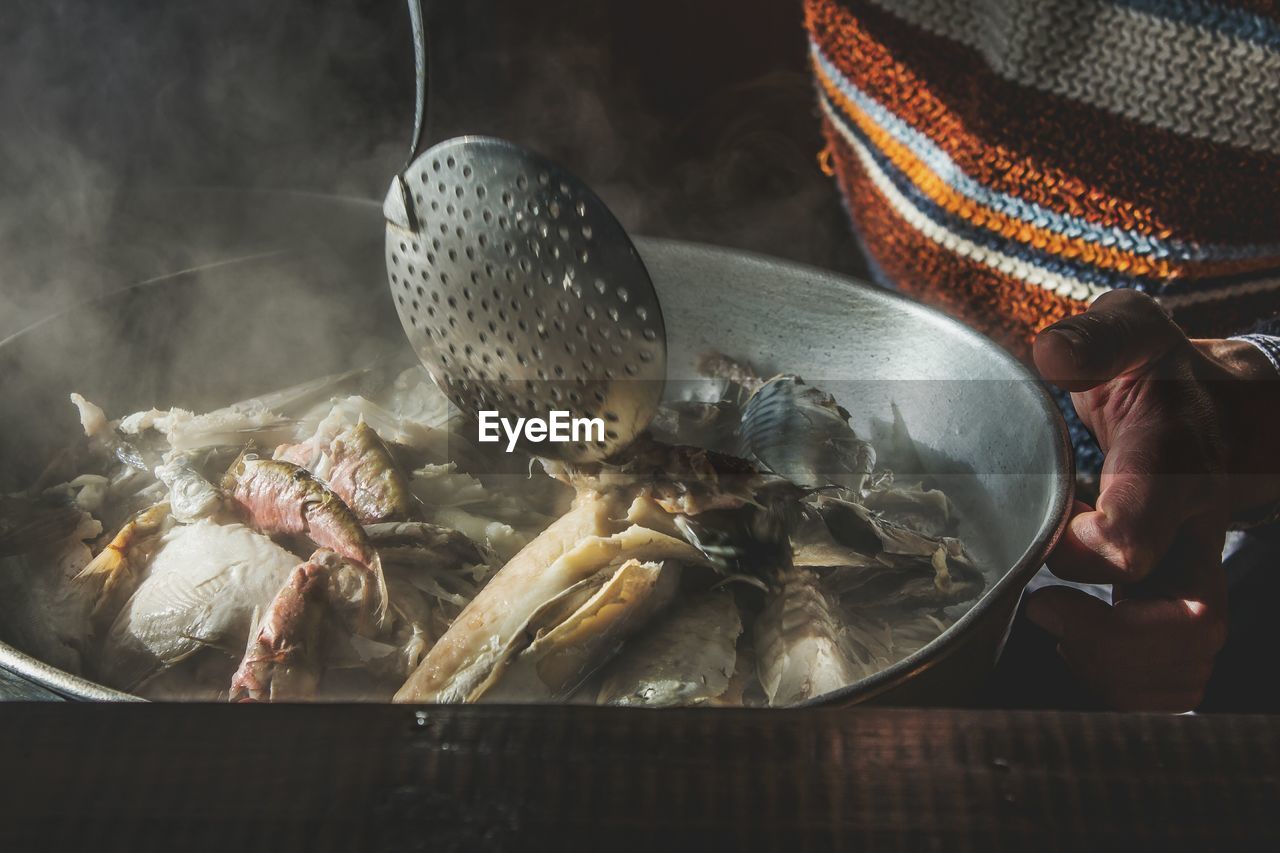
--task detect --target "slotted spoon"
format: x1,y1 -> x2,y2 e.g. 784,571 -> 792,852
383,2 -> 666,461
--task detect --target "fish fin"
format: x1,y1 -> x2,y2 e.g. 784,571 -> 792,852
221,444 -> 260,491
369,551 -> 390,631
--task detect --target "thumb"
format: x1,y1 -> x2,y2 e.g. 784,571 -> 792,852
1034,290 -> 1186,392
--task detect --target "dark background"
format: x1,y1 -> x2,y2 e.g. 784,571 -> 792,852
0,0 -> 866,335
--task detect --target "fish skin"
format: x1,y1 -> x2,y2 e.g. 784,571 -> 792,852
74,502 -> 173,628
364,520 -> 487,569
739,375 -> 875,494
393,494 -> 708,704
596,589 -> 743,707
392,497 -> 617,703
542,437 -> 772,517
755,567 -> 874,706
511,558 -> 683,699
222,453 -> 387,625
324,422 -> 416,523
155,458 -> 224,523
229,551 -> 334,703
276,421 -> 415,524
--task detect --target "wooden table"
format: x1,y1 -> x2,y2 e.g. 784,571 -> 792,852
1,704 -> 1276,851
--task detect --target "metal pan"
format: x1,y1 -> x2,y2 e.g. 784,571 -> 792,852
0,191 -> 1072,704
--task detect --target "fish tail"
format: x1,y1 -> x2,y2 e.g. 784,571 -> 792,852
76,545 -> 124,583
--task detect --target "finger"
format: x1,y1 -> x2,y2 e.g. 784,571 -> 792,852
1046,500 -> 1127,584
1023,587 -> 1158,706
1034,290 -> 1186,392
1115,513 -> 1229,648
1027,579 -> 1225,710
1109,597 -> 1227,662
1068,422 -> 1215,582
1088,517 -> 1227,661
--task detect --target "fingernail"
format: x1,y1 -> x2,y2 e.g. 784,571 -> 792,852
1048,326 -> 1087,360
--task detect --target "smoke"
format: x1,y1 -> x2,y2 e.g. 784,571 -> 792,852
0,0 -> 869,470
0,0 -> 865,340
0,0 -> 412,338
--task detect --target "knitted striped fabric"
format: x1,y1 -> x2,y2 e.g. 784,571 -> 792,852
806,0 -> 1280,359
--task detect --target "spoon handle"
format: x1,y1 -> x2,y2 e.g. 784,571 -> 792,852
406,0 -> 430,169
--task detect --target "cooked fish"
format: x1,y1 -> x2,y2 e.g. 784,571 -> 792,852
543,438 -> 770,516
229,550 -> 337,703
276,420 -> 416,524
292,394 -> 448,459
17,351 -> 986,707
98,519 -> 302,690
671,487 -> 801,582
487,558 -> 683,700
365,520 -> 486,568
755,567 -> 881,706
739,375 -> 875,494
597,589 -> 743,707
366,520 -> 490,619
393,496 -> 707,703
809,494 -> 984,608
0,511 -> 103,674
696,351 -> 766,398
75,502 -> 174,628
222,453 -> 387,625
860,483 -> 954,539
407,462 -> 556,562
232,540 -> 474,703
155,456 -> 224,523
649,400 -> 743,454
69,393 -> 156,473
392,496 -> 615,703
116,401 -> 295,456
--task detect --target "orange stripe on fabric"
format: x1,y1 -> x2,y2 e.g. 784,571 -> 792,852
806,0 -> 1280,247
821,119 -> 1086,358
804,0 -> 1174,238
815,65 -> 1280,282
816,66 -> 1173,279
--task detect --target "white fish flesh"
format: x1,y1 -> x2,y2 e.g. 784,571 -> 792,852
596,589 -> 743,707
99,519 -> 301,690
117,403 -> 295,454
393,496 -> 706,703
486,558 -> 683,701
154,458 -> 224,523
755,568 -> 884,706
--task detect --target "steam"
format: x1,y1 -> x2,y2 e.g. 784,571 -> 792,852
0,0 -> 409,338
0,0 -> 867,487
0,0 -> 862,341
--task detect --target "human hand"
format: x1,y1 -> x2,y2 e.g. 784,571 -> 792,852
1025,290 -> 1280,710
